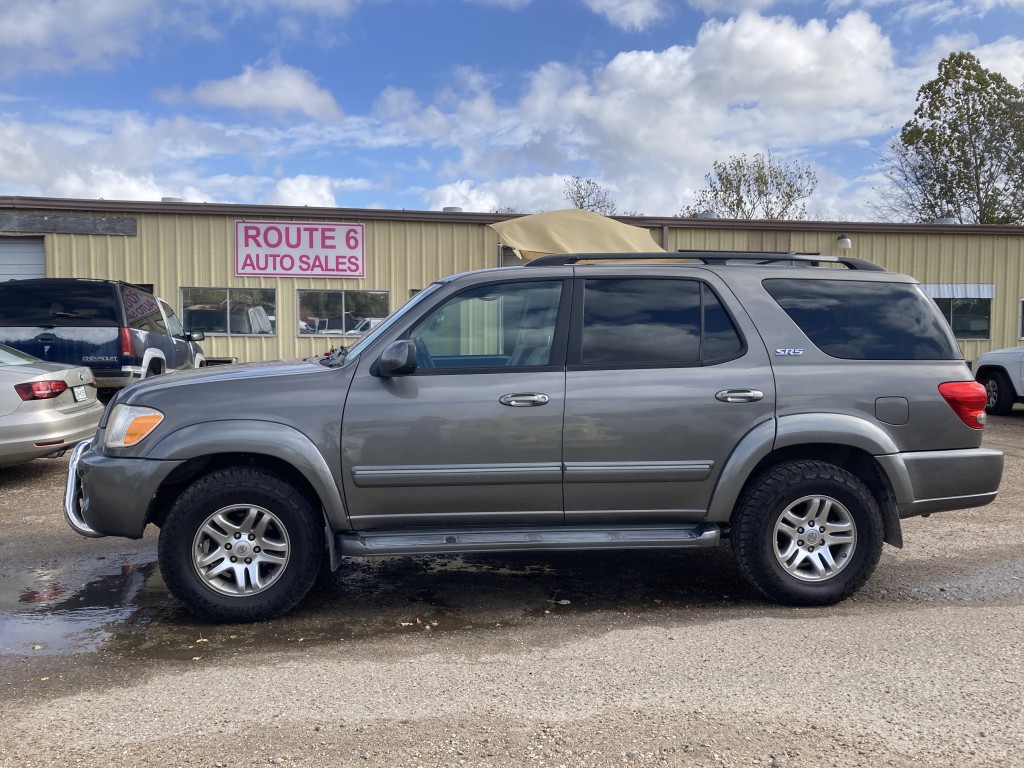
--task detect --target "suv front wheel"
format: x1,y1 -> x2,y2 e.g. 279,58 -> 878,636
731,460 -> 883,606
979,370 -> 1015,415
158,467 -> 323,622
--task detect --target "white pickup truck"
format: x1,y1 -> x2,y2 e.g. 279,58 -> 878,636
974,347 -> 1024,414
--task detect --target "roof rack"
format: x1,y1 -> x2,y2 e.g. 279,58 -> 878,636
523,251 -> 886,271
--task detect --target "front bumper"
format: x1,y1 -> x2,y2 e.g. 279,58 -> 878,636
64,439 -> 185,539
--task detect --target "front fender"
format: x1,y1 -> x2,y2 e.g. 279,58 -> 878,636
147,420 -> 349,528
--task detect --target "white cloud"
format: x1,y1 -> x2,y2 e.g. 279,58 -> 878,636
0,0 -> 361,77
186,64 -> 343,121
424,175 -> 566,212
373,88 -> 453,142
232,0 -> 362,14
973,36 -> 1024,82
52,167 -> 164,201
582,0 -> 672,30
463,0 -> 533,8
827,0 -> 1024,24
686,0 -> 777,14
408,11 -> 915,215
0,0 -> 175,76
264,174 -> 375,206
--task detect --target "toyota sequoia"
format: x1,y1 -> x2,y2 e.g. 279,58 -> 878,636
65,252 -> 1004,622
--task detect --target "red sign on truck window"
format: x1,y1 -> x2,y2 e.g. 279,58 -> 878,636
235,220 -> 365,278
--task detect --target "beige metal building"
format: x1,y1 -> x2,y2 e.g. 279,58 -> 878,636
0,195 -> 1020,364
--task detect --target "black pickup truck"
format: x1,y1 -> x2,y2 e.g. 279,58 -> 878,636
0,278 -> 205,399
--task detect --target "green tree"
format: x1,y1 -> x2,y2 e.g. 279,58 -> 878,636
874,52 -> 1024,224
563,176 -> 617,216
681,152 -> 817,220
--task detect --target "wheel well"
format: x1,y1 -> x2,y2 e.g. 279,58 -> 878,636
975,365 -> 1015,390
732,443 -> 903,548
146,453 -> 323,529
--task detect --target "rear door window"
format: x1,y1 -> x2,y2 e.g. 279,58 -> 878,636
575,278 -> 744,367
764,279 -> 961,360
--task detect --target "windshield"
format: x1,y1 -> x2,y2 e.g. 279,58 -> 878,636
323,282 -> 445,365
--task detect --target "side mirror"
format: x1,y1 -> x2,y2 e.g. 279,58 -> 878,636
188,331 -> 205,342
374,339 -> 417,378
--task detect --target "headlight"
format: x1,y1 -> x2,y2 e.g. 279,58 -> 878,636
106,405 -> 165,448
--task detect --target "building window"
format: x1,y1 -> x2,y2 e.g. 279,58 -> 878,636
181,287 -> 276,335
922,284 -> 993,340
298,290 -> 389,335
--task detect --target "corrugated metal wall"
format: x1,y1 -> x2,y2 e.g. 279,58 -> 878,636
46,212 -> 502,362
27,200 -> 1024,363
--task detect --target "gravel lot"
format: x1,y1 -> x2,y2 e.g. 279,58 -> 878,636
0,415 -> 1021,767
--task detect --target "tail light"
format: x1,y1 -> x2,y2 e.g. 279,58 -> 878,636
119,327 -> 134,359
939,381 -> 987,429
15,380 -> 68,400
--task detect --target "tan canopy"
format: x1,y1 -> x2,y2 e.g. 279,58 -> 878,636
490,209 -> 664,261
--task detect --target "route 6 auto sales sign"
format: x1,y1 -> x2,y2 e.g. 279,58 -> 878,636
235,220 -> 365,278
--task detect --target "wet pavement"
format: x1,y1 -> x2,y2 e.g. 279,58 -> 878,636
0,416 -> 1022,767
0,415 -> 1021,663
1,541 -> 758,662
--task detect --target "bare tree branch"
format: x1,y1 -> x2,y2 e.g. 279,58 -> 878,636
680,153 -> 817,220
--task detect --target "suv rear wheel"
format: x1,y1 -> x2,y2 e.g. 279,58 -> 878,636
731,460 -> 883,606
158,467 -> 323,622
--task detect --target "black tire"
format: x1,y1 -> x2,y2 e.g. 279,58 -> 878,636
731,460 -> 883,606
158,467 -> 323,622
980,371 -> 1015,416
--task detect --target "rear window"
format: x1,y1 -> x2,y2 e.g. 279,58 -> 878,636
763,278 -> 961,360
0,282 -> 120,327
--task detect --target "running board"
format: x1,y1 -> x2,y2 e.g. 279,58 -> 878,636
338,524 -> 720,557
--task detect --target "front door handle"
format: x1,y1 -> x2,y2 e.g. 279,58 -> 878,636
499,393 -> 550,407
716,388 -> 764,403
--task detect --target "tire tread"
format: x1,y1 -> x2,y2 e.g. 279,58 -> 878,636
732,460 -> 883,606
158,466 -> 322,623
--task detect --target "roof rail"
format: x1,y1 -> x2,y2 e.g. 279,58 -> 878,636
523,251 -> 886,271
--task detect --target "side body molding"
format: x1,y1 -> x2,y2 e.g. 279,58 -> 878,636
147,420 -> 349,529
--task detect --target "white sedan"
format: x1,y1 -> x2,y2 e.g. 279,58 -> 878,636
0,343 -> 104,467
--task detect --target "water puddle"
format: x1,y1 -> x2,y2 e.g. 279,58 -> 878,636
0,562 -> 168,655
0,548 -> 756,661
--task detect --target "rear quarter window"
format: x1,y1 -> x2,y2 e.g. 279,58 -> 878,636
763,278 -> 961,360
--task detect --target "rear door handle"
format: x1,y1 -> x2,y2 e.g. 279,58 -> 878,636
716,389 -> 764,403
499,393 -> 550,407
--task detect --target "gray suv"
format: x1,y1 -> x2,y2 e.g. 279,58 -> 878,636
65,252 -> 1004,622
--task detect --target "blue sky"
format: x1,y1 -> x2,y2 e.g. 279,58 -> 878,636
1,0 -> 1022,219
